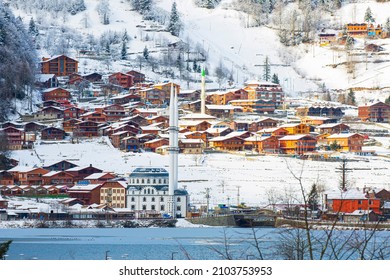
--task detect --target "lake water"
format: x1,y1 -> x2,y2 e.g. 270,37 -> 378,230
2,227 -> 389,260
0,227 -> 278,260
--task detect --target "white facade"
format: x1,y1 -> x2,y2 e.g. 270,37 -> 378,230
126,168 -> 188,218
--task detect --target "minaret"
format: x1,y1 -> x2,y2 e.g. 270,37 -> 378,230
168,82 -> 179,218
200,67 -> 206,115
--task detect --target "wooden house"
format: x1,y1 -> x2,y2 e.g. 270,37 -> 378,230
80,111 -> 107,123
205,104 -> 242,119
279,123 -> 311,135
63,106 -> 86,120
179,120 -> 212,132
139,88 -> 167,105
209,135 -> 245,151
109,72 -> 134,89
66,165 -> 103,183
42,171 -> 75,186
0,170 -> 14,185
144,138 -> 169,152
257,127 -> 288,137
15,167 -> 50,185
178,90 -> 201,101
300,116 -> 332,126
179,139 -> 205,154
244,135 -> 279,153
296,106 -> 344,118
358,102 -> 390,123
243,81 -> 284,106
99,104 -> 126,122
43,160 -> 78,171
35,106 -> 64,120
326,133 -> 365,152
40,55 -> 78,76
35,74 -> 59,89
74,121 -> 99,137
110,93 -> 141,105
232,118 -> 278,132
120,136 -> 140,152
84,173 -> 117,184
82,72 -> 102,83
24,122 -> 46,133
110,131 -> 134,148
228,99 -> 276,114
41,127 -> 66,140
316,123 -> 350,134
319,33 -> 336,46
278,134 -> 317,154
207,89 -> 248,105
0,127 -> 24,150
63,118 -> 80,133
68,183 -> 103,205
126,70 -> 145,84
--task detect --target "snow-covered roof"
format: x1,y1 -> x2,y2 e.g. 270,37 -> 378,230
326,189 -> 372,200
180,139 -> 204,144
180,113 -> 216,120
279,134 -> 313,141
317,123 -> 348,128
69,184 -> 102,191
206,104 -> 242,110
327,133 -> 362,139
84,173 -> 112,180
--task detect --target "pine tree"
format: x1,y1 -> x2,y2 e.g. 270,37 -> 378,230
28,17 -> 38,37
263,56 -> 271,81
345,36 -> 354,50
272,73 -> 279,84
364,7 -> 375,23
347,89 -> 356,106
168,2 -> 181,36
143,45 -> 149,60
385,17 -> 390,37
0,241 -> 12,259
121,41 -> 127,59
308,183 -> 319,211
122,29 -> 129,43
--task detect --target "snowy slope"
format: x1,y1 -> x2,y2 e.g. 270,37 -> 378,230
8,0 -> 390,95
11,137 -> 390,208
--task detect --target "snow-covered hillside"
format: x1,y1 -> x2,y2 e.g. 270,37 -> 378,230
7,0 -> 390,97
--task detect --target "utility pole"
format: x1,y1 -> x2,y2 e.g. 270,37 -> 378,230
204,187 -> 211,216
236,186 -> 241,207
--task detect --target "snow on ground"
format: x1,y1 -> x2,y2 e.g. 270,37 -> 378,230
11,136 -> 390,208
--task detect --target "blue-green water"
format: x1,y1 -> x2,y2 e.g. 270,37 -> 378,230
0,227 -> 277,260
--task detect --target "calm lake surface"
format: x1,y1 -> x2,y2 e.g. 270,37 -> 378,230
0,227 -> 278,260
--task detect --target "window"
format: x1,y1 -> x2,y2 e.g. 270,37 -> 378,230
131,197 -> 135,202
141,179 -> 144,184
160,197 -> 164,202
177,206 -> 181,211
151,197 -> 155,202
143,197 -> 146,202
142,205 -> 146,210
131,205 -> 135,210
147,179 -> 150,184
177,197 -> 181,202
161,205 -> 165,211
358,200 -> 362,205
151,205 -> 155,210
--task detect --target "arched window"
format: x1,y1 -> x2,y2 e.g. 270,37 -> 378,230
141,179 -> 144,184
153,179 -> 156,184
151,197 -> 155,202
143,197 -> 146,202
177,197 -> 181,202
148,189 -> 150,195
147,179 -> 150,184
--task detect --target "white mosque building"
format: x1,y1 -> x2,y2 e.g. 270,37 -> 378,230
126,167 -> 189,218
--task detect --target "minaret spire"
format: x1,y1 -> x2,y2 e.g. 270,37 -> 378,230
168,82 -> 179,218
201,67 -> 206,115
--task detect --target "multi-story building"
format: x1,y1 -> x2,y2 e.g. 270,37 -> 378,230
358,102 -> 390,123
126,168 -> 189,218
40,55 -> 78,76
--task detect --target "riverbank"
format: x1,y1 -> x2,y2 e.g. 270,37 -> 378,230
0,218 -> 204,229
276,218 -> 390,230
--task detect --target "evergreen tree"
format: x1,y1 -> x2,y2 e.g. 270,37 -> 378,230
263,56 -> 271,81
347,89 -> 356,106
121,41 -> 127,59
307,184 -> 319,211
330,140 -> 341,151
168,2 -> 181,36
272,73 -> 279,84
345,36 -> 354,50
364,7 -> 375,23
28,17 -> 38,37
143,45 -> 149,60
193,60 -> 198,72
122,29 -> 129,43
